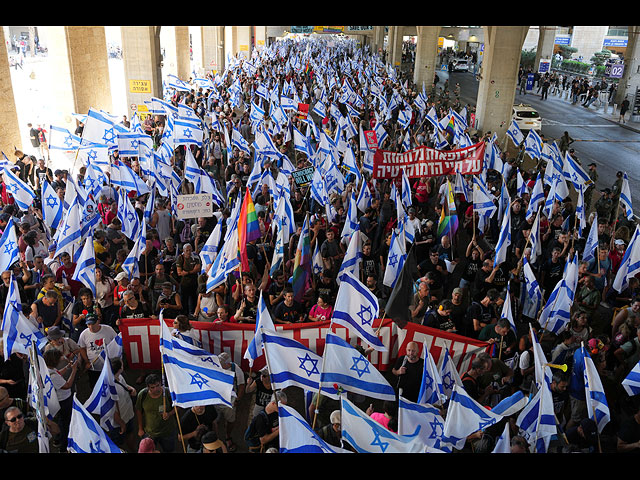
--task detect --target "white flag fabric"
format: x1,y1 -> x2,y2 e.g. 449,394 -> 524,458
397,396 -> 452,452
622,360 -> 640,397
243,292 -> 276,368
278,403 -> 351,453
320,332 -> 395,401
71,235 -> 96,295
261,328 -> 335,395
582,343 -> 611,434
159,316 -> 235,408
83,351 -> 118,431
619,172 -> 633,220
67,395 -> 123,453
492,423 -> 511,453
439,348 -> 463,400
331,271 -> 386,352
0,216 -> 19,273
442,384 -> 505,451
613,225 -> 640,293
341,395 -> 426,453
417,341 -> 446,406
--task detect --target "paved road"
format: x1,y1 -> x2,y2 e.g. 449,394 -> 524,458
440,67 -> 640,217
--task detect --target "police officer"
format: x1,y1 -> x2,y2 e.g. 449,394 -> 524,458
584,162 -> 598,214
595,188 -> 614,224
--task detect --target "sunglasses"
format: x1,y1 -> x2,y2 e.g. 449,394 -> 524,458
6,413 -> 23,423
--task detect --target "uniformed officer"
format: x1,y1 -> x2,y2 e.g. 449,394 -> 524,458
584,162 -> 598,214
595,188 -> 614,224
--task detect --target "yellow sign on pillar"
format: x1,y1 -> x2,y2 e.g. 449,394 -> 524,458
137,104 -> 150,121
129,80 -> 151,94
239,45 -> 249,51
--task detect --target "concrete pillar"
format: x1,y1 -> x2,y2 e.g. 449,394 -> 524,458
225,26 -> 252,62
121,26 -> 163,121
200,26 -> 225,75
255,26 -> 267,50
174,26 -> 191,81
475,26 -> 529,139
534,26 -> 556,72
386,26 -> 395,65
47,26 -> 112,131
615,26 -> 640,108
390,26 -> 404,68
373,26 -> 385,57
0,28 -> 22,156
413,26 -> 441,93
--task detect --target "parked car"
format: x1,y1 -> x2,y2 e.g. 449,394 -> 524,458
512,104 -> 542,133
452,59 -> 470,72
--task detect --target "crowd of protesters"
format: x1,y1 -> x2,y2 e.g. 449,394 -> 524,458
1,35 -> 639,454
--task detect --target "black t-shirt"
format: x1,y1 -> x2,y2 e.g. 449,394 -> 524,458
617,418 -> 640,452
179,406 -> 218,451
461,372 -> 480,401
393,356 -> 424,403
316,280 -> 338,305
253,409 -> 279,450
465,301 -> 495,338
542,258 -> 565,293
418,258 -> 446,290
274,300 -> 304,323
361,253 -> 379,279
423,310 -> 457,332
461,257 -> 482,282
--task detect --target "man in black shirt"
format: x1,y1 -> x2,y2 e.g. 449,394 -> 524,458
391,341 -> 423,403
273,289 -> 304,324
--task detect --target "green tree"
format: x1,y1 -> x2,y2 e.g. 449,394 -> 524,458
558,45 -> 578,60
590,49 -> 612,66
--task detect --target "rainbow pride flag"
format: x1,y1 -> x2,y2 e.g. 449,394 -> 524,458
238,187 -> 262,272
290,214 -> 311,303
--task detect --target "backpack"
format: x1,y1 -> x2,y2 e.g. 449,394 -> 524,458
244,409 -> 268,450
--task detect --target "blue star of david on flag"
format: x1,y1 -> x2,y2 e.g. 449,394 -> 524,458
298,353 -> 320,377
349,355 -> 371,378
357,304 -> 374,327
4,240 -> 16,254
102,127 -> 116,144
370,430 -> 390,453
190,372 -> 210,389
388,252 -> 398,268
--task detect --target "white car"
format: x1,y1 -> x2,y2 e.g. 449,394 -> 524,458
451,59 -> 470,72
512,104 -> 542,133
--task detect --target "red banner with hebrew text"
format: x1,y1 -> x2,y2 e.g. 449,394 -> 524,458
372,141 -> 486,179
120,318 -> 489,375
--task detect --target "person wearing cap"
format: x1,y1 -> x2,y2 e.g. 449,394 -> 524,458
200,430 -> 227,453
77,313 -> 117,390
113,271 -> 130,308
316,410 -> 343,449
594,188 -> 613,224
565,417 -> 599,452
245,367 -> 273,420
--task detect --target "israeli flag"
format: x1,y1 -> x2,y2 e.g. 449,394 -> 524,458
2,292 -> 47,359
83,351 -> 118,431
27,342 -> 60,423
232,126 -> 251,155
67,395 -> 123,453
472,176 -> 497,218
506,118 -> 524,146
613,225 -> 640,293
563,151 -> 594,192
515,381 -> 557,450
529,208 -> 542,264
525,174 -> 545,220
71,234 -> 96,295
261,328 -> 333,395
205,225 -> 241,293
582,213 -> 600,264
491,390 -> 529,417
244,292 -> 276,368
539,254 -> 578,335
112,162 -> 151,196
523,129 -> 542,159
279,403 -> 352,453
341,396 -> 426,453
582,343 -> 611,434
272,192 -> 295,245
442,384 -> 505,451
501,282 -> 517,334
78,143 -> 111,174
0,217 -> 19,273
619,172 -> 633,220
159,316 -> 235,408
383,227 -> 407,289
622,360 -> 640,397
492,423 -> 511,453
398,396 -> 452,452
55,198 -> 83,260
439,348 -> 463,400
332,271 -> 386,352
417,341 -> 446,406
199,223 -> 221,274
3,167 -> 36,211
106,333 -> 123,360
494,194 -> 511,267
269,226 -> 285,277
48,125 -> 81,151
116,188 -> 141,241
81,108 -> 119,151
311,237 -> 324,277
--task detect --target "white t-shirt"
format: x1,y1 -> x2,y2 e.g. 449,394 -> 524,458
49,367 -> 72,402
78,325 -> 117,371
114,373 -> 135,424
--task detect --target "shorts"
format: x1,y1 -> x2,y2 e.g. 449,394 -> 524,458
215,404 -> 237,423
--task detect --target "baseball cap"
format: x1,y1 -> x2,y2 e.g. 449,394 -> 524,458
46,326 -> 64,340
115,272 -> 128,282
